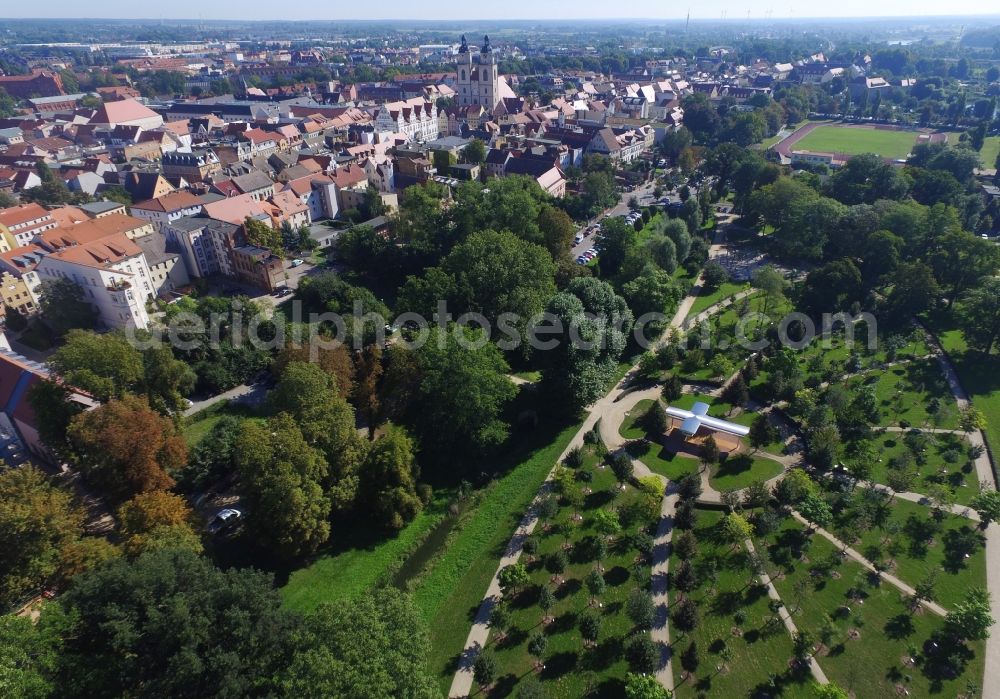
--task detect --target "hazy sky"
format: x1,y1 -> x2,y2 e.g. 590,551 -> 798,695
4,1 -> 1000,21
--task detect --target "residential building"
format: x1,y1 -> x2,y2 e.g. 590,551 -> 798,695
0,245 -> 48,309
0,350 -> 97,465
0,204 -> 57,248
130,190 -> 205,230
0,70 -> 64,99
0,270 -> 37,315
35,233 -> 153,330
134,232 -> 190,296
164,216 -> 239,279
232,171 -> 276,201
161,149 -> 221,183
504,157 -> 566,197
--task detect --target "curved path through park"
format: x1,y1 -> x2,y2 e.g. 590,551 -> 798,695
447,231 -> 736,697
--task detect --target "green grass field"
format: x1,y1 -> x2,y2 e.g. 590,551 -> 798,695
670,509 -> 811,698
979,136 -> 1000,170
415,420 -> 583,694
794,125 -> 919,160
761,515 -> 985,698
486,446 -> 660,697
710,454 -> 785,492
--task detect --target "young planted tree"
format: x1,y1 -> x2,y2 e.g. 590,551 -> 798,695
497,563 -> 530,597
579,610 -> 601,646
586,568 -> 607,601
627,589 -> 655,629
527,631 -> 548,669
701,435 -> 720,467
624,634 -> 659,674
681,639 -> 700,673
672,597 -> 700,632
473,649 -> 497,688
610,452 -> 635,488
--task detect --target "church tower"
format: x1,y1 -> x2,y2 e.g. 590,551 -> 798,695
455,35 -> 500,110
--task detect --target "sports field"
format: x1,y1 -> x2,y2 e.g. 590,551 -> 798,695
793,124 -> 919,159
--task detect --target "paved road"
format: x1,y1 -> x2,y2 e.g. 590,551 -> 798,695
184,382 -> 266,417
569,180 -> 660,260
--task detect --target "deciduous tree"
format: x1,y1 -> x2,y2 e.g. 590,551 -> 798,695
67,395 -> 184,501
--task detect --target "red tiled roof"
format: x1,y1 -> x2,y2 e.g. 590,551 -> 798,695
131,190 -> 204,213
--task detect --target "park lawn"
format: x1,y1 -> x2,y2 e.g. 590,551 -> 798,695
486,452 -> 660,697
845,359 -> 959,430
867,432 -> 981,506
513,370 -> 542,383
182,401 -> 258,448
794,125 -> 918,160
670,509 -> 811,698
687,281 -> 748,319
979,136 -> 1000,170
281,492 -> 451,611
761,515 -> 985,698
844,498 -> 987,610
934,322 -> 1000,463
625,439 -> 698,482
620,399 -> 656,440
415,420 -> 583,693
710,454 -> 784,493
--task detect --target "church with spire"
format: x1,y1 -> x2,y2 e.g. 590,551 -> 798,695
454,35 -> 501,110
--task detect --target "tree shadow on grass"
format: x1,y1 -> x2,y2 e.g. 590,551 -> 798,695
583,637 -> 623,672
604,565 -> 631,587
885,613 -> 916,640
941,527 -> 985,574
554,578 -> 582,600
540,650 -> 579,679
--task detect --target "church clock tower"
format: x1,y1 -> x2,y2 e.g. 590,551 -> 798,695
455,35 -> 500,110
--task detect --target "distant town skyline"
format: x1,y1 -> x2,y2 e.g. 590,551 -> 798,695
3,1 -> 1000,21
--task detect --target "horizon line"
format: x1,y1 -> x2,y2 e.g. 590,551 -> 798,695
2,13 -> 1000,22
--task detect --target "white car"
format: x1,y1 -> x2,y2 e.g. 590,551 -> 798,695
207,508 -> 242,535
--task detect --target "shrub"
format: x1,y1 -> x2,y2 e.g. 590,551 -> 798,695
624,633 -> 659,673
564,446 -> 584,468
473,649 -> 497,686
627,588 -> 655,628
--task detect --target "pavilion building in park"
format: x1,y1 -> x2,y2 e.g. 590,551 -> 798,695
665,401 -> 750,453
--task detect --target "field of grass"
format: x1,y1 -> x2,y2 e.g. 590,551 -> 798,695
281,492 -> 451,611
793,125 -> 919,160
485,446 -> 660,697
833,497 -> 986,610
710,454 -> 785,493
844,359 -> 959,430
761,515 -> 985,698
979,136 -> 1000,170
181,401 -> 258,447
414,420 -> 583,693
687,281 -> 748,319
619,399 -> 656,441
866,431 -> 981,506
933,320 -> 1000,463
625,440 -> 698,482
670,508 -> 811,698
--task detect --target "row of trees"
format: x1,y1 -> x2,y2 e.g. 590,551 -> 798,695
1,547 -> 438,698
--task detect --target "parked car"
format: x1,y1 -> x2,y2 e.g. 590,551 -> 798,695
291,258 -> 304,267
207,508 -> 242,535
